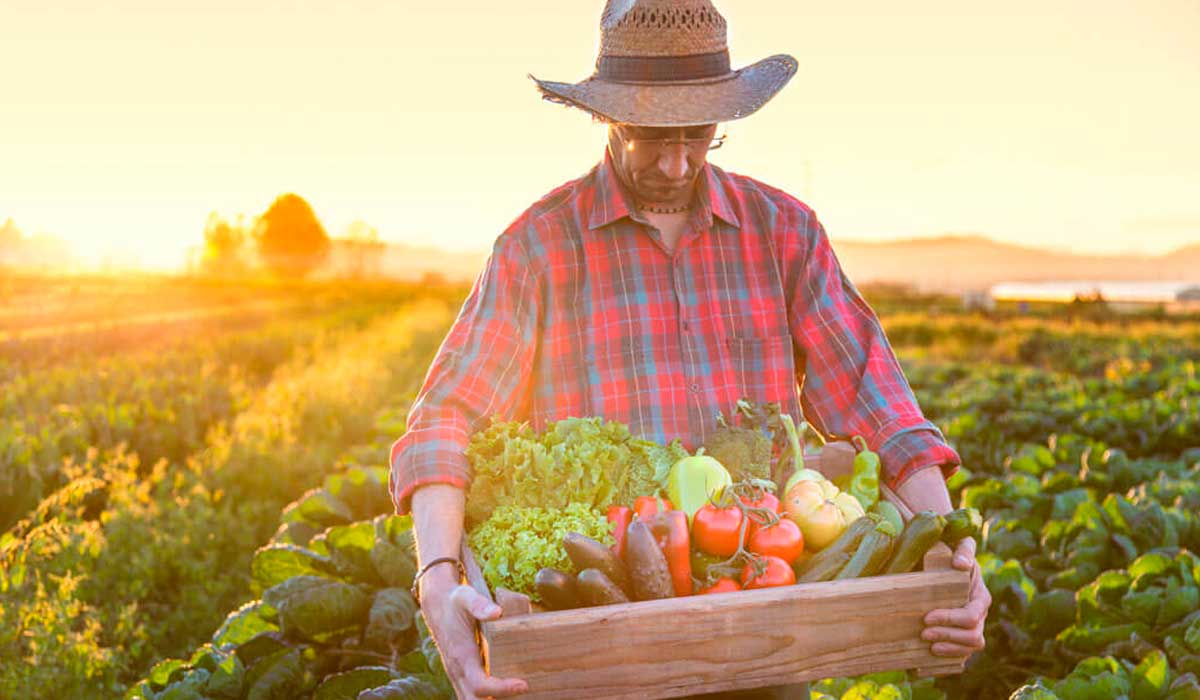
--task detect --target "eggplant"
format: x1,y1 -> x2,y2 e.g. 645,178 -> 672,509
575,569 -> 630,606
623,520 -> 674,600
562,532 -> 632,595
534,568 -> 580,610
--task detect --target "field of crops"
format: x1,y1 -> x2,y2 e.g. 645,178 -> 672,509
1,275 -> 1198,699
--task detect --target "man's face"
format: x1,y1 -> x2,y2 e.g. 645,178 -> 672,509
608,124 -> 718,208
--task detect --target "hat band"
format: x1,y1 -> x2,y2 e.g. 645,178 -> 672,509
597,49 -> 731,83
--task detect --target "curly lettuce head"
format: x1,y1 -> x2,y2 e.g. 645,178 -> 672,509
466,503 -> 611,601
465,417 -> 685,524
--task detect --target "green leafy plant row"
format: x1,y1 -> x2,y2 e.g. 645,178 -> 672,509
0,291 -> 429,531
127,464 -> 452,699
0,300 -> 455,699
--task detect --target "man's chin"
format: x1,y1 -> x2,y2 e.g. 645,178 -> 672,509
637,186 -> 689,203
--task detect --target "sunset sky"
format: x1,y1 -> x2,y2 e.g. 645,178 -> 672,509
2,0 -> 1198,269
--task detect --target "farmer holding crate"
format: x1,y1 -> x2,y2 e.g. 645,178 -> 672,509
390,0 -> 991,697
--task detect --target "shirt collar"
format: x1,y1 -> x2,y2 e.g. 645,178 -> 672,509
587,149 -> 741,231
700,162 -> 742,230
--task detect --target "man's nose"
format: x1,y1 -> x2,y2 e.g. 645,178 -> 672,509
657,143 -> 689,180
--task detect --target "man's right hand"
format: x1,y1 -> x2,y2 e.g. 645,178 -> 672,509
421,572 -> 529,699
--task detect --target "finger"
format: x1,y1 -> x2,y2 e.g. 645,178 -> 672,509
930,641 -> 985,657
952,537 -> 976,570
922,625 -> 984,648
924,604 -> 985,628
464,668 -> 529,698
450,585 -> 503,621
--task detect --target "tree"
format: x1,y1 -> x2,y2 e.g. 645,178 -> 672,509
253,194 -> 330,278
200,212 -> 249,276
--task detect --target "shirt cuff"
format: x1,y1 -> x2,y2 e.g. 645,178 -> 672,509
873,418 -> 962,490
389,429 -> 473,515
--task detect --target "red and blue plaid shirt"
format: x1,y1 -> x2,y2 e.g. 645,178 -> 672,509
389,150 -> 960,514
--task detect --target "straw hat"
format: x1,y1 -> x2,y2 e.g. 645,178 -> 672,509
530,0 -> 797,126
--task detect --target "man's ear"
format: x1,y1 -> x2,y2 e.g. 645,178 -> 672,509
605,125 -> 624,160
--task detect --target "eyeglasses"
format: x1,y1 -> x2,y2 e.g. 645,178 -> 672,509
620,130 -> 727,153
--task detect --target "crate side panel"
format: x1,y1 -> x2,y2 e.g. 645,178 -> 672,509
481,570 -> 969,700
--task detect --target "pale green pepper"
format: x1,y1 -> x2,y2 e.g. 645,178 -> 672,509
848,435 -> 881,510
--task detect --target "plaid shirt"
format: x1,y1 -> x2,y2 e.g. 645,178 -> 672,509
389,150 -> 960,514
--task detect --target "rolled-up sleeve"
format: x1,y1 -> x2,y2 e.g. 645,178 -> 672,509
780,206 -> 960,489
388,233 -> 540,514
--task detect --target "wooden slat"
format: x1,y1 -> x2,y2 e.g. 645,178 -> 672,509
460,541 -> 494,603
806,442 -> 857,483
916,657 -> 972,679
922,541 -> 956,571
495,588 -> 533,618
481,569 -> 969,699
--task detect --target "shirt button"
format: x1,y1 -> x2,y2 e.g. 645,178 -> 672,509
682,321 -> 691,331
689,383 -> 700,393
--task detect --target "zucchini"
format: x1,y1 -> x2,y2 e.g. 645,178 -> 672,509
883,511 -> 946,574
871,501 -> 904,537
575,569 -> 630,606
562,532 -> 632,595
942,507 -> 983,544
835,527 -> 895,580
534,568 -> 579,610
794,516 -> 875,579
623,520 -> 674,600
796,551 -> 851,582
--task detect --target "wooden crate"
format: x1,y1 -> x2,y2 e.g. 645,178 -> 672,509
465,446 -> 971,699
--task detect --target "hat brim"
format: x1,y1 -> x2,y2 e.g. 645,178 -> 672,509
530,54 -> 797,126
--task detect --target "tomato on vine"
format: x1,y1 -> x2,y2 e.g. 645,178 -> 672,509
692,503 -> 745,557
747,518 -> 804,564
740,555 -> 795,589
697,577 -> 742,595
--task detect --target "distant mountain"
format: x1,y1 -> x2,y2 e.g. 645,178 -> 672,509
375,234 -> 1200,292
831,235 -> 1200,293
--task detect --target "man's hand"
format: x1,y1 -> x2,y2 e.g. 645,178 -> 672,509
921,537 -> 991,657
421,574 -> 528,699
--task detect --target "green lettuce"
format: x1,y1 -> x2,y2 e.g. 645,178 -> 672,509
467,502 -> 611,600
464,417 -> 686,523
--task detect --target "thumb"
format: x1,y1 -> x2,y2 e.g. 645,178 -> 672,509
952,536 -> 977,571
451,585 -> 502,621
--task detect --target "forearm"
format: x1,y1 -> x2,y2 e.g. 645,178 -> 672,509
893,464 -> 954,516
411,483 -> 468,593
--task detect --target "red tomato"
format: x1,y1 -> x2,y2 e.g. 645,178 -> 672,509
697,577 -> 742,595
740,555 -> 796,589
691,503 -> 745,557
740,492 -> 781,516
747,518 -> 804,564
634,495 -> 674,521
741,491 -> 782,536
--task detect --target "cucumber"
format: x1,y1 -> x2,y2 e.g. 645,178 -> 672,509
883,511 -> 946,574
942,507 -> 983,544
834,527 -> 895,580
575,569 -> 630,606
796,551 -> 851,582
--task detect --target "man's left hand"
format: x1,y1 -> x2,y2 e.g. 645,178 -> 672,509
921,536 -> 991,657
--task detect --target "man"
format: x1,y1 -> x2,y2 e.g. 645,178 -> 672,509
390,1 -> 991,698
